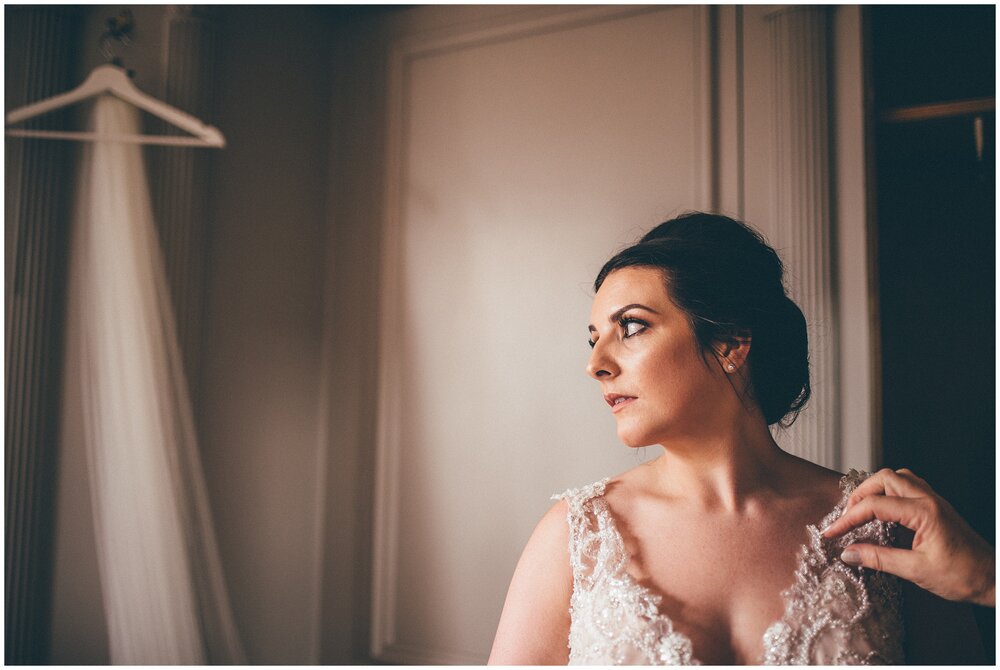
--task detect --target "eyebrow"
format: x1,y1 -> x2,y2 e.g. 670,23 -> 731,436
588,303 -> 660,333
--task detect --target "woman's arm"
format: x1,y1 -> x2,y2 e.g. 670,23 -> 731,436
488,500 -> 574,665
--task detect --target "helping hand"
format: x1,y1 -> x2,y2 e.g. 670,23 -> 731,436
822,468 -> 995,607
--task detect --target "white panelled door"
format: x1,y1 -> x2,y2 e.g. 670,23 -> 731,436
372,6 -> 713,664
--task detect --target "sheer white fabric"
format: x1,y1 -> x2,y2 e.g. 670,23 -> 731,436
553,470 -> 904,665
63,95 -> 244,663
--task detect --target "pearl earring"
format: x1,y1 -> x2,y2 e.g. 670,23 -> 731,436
726,363 -> 735,372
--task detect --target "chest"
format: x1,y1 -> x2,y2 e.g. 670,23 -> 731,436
618,510 -> 823,664
565,476 -> 904,665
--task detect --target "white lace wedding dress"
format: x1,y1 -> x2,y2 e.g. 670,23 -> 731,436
552,469 -> 904,665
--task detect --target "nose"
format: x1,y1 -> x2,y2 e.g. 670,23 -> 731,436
586,339 -> 619,380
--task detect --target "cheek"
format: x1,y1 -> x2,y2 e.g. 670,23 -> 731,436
636,342 -> 707,398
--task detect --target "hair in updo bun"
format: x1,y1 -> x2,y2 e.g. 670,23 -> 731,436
594,212 -> 810,427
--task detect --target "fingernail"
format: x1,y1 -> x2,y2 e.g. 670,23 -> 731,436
840,549 -> 861,565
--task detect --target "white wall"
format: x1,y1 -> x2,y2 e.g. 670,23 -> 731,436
198,6 -> 334,663
369,5 -> 696,664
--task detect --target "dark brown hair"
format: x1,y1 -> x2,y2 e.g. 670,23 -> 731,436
595,212 -> 810,426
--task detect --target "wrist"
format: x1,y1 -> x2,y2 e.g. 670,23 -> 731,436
980,583 -> 995,608
968,552 -> 995,608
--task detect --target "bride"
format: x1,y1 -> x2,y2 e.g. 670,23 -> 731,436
488,212 -> 984,664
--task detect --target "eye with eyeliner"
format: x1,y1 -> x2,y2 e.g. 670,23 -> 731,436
588,315 -> 649,348
619,315 -> 648,338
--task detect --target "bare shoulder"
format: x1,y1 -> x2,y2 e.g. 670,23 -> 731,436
533,497 -> 572,553
780,453 -> 845,506
488,499 -> 572,664
604,459 -> 665,499
513,499 -> 573,586
786,452 -> 843,482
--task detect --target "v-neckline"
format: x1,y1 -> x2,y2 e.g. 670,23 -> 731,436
594,474 -> 853,665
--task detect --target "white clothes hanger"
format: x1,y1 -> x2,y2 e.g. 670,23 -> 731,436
5,63 -> 226,148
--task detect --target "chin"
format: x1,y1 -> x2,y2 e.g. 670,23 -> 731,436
616,427 -> 658,449
616,416 -> 672,448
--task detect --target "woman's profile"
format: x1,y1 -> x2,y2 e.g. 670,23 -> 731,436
488,212 -> 983,664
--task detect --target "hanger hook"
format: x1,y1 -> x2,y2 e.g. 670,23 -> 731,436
99,10 -> 135,64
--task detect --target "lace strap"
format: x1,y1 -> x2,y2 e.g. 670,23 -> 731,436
551,478 -> 611,583
551,477 -> 609,511
839,468 -> 872,496
764,468 -> 904,664
813,469 -> 896,547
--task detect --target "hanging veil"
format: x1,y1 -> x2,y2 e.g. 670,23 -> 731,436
63,94 -> 244,664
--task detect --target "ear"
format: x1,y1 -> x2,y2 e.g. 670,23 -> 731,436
715,332 -> 751,373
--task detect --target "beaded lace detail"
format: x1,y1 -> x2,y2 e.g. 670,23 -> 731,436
552,470 -> 904,665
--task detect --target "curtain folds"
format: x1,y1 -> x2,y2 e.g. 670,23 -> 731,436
64,95 -> 244,664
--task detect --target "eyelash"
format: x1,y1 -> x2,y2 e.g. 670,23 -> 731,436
588,316 -> 649,348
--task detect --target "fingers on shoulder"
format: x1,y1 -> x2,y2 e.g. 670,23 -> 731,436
846,493 -> 927,529
827,493 -> 926,538
848,467 -> 929,507
842,542 -> 916,578
892,467 -> 930,488
846,469 -> 890,507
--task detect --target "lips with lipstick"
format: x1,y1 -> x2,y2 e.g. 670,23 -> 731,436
604,393 -> 637,413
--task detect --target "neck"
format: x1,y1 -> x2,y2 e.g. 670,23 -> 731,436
649,413 -> 790,512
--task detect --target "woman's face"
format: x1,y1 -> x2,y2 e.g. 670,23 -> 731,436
587,266 -> 729,448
